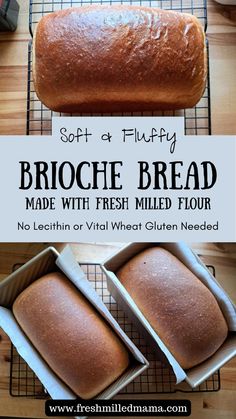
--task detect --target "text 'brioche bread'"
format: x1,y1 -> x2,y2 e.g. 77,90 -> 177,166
13,272 -> 129,399
33,6 -> 207,112
117,247 -> 228,369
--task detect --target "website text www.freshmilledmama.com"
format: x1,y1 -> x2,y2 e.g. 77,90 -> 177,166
45,399 -> 191,416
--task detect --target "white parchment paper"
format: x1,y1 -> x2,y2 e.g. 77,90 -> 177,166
0,245 -> 147,419
164,242 -> 236,330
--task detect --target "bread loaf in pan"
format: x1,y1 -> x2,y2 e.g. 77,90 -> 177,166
116,247 -> 228,369
13,272 -> 129,399
33,5 -> 207,112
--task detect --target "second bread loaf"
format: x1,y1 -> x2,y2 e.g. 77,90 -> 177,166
117,247 -> 228,369
13,272 -> 129,399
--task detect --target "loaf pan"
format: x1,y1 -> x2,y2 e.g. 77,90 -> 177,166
101,242 -> 236,388
0,245 -> 148,419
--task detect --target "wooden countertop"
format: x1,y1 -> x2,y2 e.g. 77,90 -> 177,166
0,0 -> 236,135
0,242 -> 235,419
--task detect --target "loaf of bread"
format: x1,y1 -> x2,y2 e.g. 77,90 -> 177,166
13,272 -> 129,399
33,6 -> 206,112
117,247 -> 228,369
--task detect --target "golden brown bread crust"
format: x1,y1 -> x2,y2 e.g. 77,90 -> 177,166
13,272 -> 129,399
117,247 -> 228,369
33,5 -> 206,112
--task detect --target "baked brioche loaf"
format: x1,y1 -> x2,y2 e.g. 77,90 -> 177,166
13,272 -> 129,399
117,247 -> 228,369
33,5 -> 206,112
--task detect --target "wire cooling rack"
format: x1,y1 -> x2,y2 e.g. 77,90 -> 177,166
26,0 -> 211,136
29,0 -> 208,34
9,263 -> 220,398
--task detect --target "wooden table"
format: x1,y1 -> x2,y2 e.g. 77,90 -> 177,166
0,242 -> 235,419
0,0 -> 236,135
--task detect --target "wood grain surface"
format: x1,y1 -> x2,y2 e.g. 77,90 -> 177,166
0,242 -> 235,419
0,0 -> 235,135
